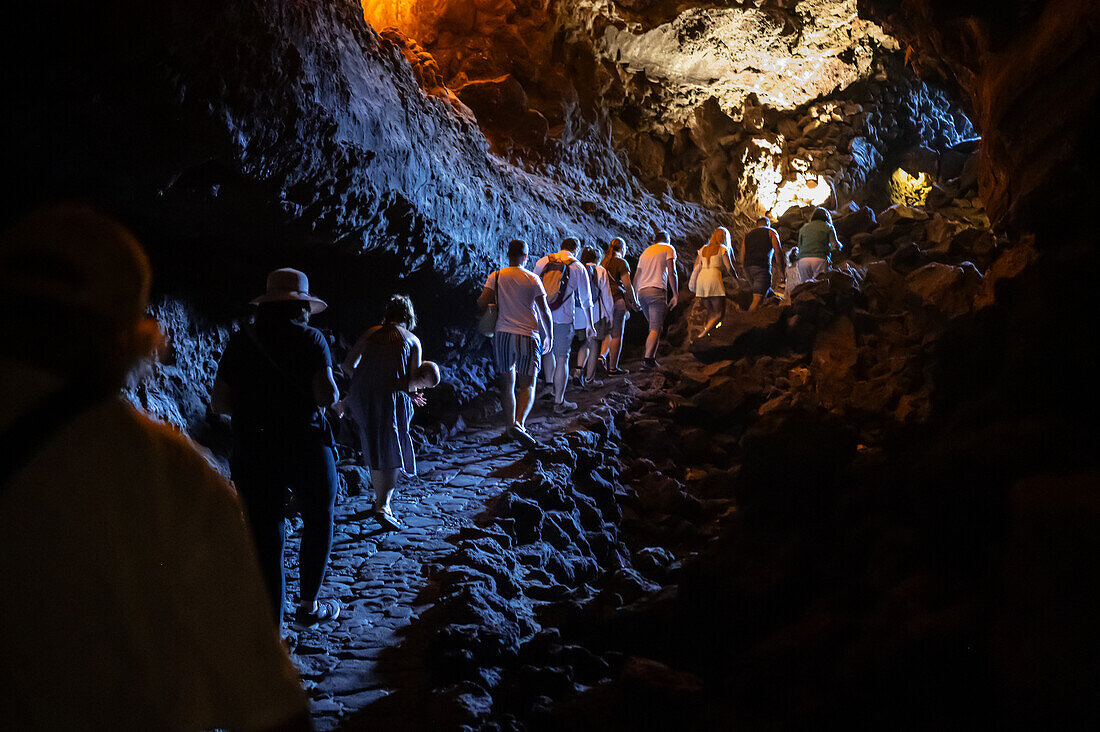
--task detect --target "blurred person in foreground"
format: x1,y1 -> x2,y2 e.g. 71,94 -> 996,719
0,204 -> 312,731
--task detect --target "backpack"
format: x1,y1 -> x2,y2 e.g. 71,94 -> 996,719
586,264 -> 605,322
542,253 -> 576,312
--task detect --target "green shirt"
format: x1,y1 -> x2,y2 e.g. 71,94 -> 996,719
797,220 -> 840,261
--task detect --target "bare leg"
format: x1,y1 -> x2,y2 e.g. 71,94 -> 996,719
584,339 -> 599,380
698,298 -> 719,339
540,352 -> 553,386
515,375 -> 535,428
497,370 -> 517,426
607,333 -> 624,369
553,354 -> 569,403
575,339 -> 589,379
644,328 -> 660,359
370,468 -> 399,513
748,294 -> 762,311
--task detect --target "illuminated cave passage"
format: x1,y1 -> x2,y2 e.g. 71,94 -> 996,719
3,0 -> 1098,730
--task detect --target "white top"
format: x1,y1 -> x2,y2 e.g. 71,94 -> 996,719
574,264 -> 615,329
0,359 -> 308,732
483,266 -> 547,338
533,251 -> 593,325
634,242 -> 677,292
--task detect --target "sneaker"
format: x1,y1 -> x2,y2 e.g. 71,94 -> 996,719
586,378 -> 604,389
641,358 -> 658,371
373,506 -> 401,531
294,599 -> 341,629
607,367 -> 630,376
507,424 -> 540,449
539,391 -> 555,401
553,399 -> 578,415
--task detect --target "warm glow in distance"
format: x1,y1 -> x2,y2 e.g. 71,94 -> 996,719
361,0 -> 417,33
890,167 -> 932,206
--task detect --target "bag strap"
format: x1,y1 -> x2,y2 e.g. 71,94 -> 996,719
1,381 -> 114,490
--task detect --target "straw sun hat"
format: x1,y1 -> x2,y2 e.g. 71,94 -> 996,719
251,268 -> 327,314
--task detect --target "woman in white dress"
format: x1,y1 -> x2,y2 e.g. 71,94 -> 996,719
689,226 -> 736,339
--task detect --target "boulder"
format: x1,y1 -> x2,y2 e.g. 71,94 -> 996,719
905,262 -> 983,319
689,306 -> 785,363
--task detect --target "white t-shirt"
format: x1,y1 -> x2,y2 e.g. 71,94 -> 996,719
0,359 -> 308,732
635,242 -> 678,292
533,251 -> 593,325
574,264 -> 615,329
483,266 -> 547,338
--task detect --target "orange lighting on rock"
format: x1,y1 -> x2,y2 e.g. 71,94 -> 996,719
361,0 -> 417,34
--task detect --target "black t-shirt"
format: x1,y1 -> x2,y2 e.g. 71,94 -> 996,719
216,319 -> 331,432
603,257 -> 630,301
744,227 -> 778,268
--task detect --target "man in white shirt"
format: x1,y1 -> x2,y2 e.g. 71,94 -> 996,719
533,237 -> 595,414
634,230 -> 680,370
0,205 -> 310,732
478,238 -> 553,446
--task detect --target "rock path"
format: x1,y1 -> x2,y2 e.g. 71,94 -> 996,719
279,370 -> 653,731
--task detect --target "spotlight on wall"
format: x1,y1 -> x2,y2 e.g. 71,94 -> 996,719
890,167 -> 932,206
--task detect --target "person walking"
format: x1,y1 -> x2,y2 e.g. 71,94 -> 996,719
341,295 -> 429,531
573,247 -> 614,388
213,268 -> 342,631
1,205 -> 311,731
634,230 -> 679,370
688,226 -> 736,339
793,207 -> 841,283
741,216 -> 786,311
477,238 -> 553,447
533,237 -> 595,414
599,237 -> 640,375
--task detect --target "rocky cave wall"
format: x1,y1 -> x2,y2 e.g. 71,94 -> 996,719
366,1 -> 976,222
3,0 -> 732,433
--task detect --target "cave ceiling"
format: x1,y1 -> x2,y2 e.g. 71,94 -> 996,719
363,1 -> 899,129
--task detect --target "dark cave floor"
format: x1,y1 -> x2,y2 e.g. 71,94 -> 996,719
280,357 -> 667,730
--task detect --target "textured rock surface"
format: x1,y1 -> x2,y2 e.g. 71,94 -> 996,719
3,1 -> 725,305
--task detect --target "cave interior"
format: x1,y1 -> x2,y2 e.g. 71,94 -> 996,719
2,0 -> 1099,729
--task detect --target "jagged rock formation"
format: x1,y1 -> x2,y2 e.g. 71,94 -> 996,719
3,1 -> 726,301
3,0 -> 731,435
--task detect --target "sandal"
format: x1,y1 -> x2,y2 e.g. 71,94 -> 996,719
373,507 -> 402,532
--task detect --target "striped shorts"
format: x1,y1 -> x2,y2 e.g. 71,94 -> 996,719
492,332 -> 540,377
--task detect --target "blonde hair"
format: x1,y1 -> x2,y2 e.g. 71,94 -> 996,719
707,227 -> 731,249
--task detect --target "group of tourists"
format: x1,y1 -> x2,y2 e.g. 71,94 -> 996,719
0,202 -> 844,730
477,232 -> 680,447
685,208 -> 843,338
479,210 -> 844,442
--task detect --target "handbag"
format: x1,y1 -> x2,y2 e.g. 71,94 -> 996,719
478,271 -> 500,337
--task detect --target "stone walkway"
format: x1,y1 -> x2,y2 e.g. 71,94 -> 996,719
279,370 -> 652,731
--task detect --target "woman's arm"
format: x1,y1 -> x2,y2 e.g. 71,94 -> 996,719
723,245 -> 736,277
340,326 -> 380,374
688,252 -> 702,293
622,272 -> 640,310
404,335 -> 423,392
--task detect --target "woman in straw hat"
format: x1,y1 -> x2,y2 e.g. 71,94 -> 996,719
213,267 -> 342,629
